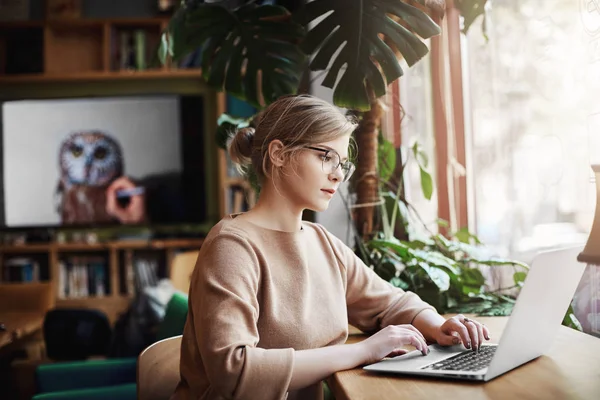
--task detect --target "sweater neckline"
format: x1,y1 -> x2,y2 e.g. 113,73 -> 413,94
229,213 -> 305,234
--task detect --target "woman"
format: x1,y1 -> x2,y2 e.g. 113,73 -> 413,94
172,95 -> 490,400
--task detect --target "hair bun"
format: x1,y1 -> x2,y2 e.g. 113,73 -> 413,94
228,126 -> 255,165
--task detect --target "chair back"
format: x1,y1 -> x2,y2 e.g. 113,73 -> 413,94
137,335 -> 182,400
169,251 -> 199,293
43,308 -> 112,360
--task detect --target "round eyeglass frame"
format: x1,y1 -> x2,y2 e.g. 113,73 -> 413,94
306,146 -> 355,182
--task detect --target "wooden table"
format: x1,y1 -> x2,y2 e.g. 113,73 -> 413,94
329,317 -> 600,400
0,312 -> 45,351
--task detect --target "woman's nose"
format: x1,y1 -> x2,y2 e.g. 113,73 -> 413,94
329,165 -> 344,181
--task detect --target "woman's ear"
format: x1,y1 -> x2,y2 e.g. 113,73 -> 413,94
268,140 -> 286,167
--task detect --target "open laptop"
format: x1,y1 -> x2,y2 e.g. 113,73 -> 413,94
363,245 -> 586,382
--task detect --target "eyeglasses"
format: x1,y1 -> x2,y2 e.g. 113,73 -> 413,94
306,146 -> 356,182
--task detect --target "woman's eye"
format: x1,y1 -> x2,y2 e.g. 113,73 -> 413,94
322,155 -> 332,162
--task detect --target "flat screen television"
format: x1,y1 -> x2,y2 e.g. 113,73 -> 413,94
0,95 -> 208,229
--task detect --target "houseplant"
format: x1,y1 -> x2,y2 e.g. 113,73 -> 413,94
351,135 -> 582,328
158,0 -> 446,237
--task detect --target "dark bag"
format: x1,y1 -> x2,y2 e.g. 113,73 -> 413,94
43,308 -> 112,360
108,289 -> 162,357
108,258 -> 166,357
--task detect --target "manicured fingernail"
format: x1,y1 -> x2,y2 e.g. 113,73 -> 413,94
466,341 -> 471,349
485,335 -> 490,340
452,337 -> 461,345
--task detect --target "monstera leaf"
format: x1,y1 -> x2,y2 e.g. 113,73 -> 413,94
160,2 -> 306,107
454,0 -> 489,36
296,0 -> 443,110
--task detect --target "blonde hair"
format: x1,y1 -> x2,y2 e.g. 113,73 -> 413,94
228,94 -> 357,183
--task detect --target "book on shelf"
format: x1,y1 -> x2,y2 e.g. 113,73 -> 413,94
3,257 -> 40,283
58,256 -> 107,299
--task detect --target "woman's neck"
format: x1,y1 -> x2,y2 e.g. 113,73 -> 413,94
244,183 -> 303,232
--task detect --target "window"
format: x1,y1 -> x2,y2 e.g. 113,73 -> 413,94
463,0 -> 598,262
399,50 -> 439,238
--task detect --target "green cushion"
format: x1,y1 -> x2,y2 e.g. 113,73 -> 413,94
156,291 -> 188,340
36,358 -> 137,393
32,383 -> 136,400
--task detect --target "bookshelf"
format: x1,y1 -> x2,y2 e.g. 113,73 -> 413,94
0,17 -> 193,83
0,15 -> 233,325
0,239 -> 203,323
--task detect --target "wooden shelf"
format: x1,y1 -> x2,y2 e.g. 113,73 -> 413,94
0,17 -> 184,82
0,18 -> 168,29
0,69 -> 203,83
0,244 -> 52,253
0,238 -> 204,252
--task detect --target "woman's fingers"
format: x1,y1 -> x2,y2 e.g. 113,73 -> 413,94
482,324 -> 491,341
401,332 -> 429,355
447,318 -> 471,349
463,318 -> 479,351
475,322 -> 485,351
386,349 -> 409,358
402,324 -> 427,343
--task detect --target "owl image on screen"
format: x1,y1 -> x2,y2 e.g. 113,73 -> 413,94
55,131 -> 124,224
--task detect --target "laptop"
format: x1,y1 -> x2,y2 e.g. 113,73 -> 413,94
363,245 -> 586,382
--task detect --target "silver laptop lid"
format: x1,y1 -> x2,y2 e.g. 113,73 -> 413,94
485,245 -> 586,380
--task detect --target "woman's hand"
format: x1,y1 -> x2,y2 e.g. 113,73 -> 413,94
357,324 -> 429,365
433,314 -> 491,352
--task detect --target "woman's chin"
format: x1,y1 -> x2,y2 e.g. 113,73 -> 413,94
309,201 -> 331,213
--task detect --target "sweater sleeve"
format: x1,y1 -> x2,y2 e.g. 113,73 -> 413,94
189,233 -> 294,400
323,228 -> 437,333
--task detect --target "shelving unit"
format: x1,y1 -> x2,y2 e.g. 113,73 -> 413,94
0,239 -> 203,323
0,17 -> 194,83
0,15 -> 232,325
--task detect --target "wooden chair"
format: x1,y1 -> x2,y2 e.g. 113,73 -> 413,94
137,335 -> 182,400
169,251 -> 199,294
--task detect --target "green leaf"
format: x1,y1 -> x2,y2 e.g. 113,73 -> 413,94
296,0 -> 441,110
390,276 -> 410,290
455,0 -> 489,36
412,249 -> 461,276
437,218 -> 449,228
453,227 -> 482,244
562,305 -> 583,331
161,3 -> 306,107
378,138 -> 396,183
215,113 -> 251,150
418,262 -> 450,291
370,238 -> 413,259
513,271 -> 527,286
375,260 -> 398,282
412,141 -> 429,168
402,240 -> 430,250
461,267 -> 486,286
419,167 -> 433,200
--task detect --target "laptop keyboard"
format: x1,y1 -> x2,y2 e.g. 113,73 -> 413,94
421,346 -> 496,372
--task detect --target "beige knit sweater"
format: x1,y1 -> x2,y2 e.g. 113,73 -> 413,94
171,215 -> 435,400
